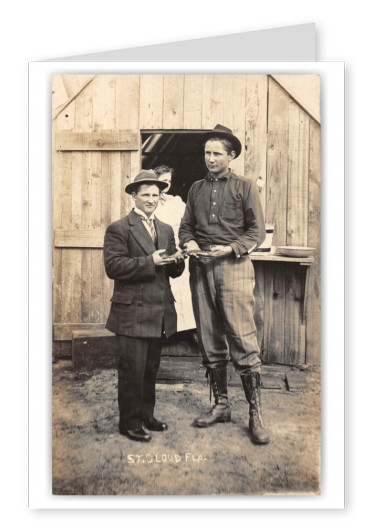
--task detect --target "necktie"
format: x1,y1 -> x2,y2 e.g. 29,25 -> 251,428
146,217 -> 156,243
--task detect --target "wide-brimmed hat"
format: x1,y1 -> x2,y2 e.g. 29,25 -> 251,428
125,170 -> 169,194
201,124 -> 242,158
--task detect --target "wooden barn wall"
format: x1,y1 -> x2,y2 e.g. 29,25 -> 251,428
52,74 -> 320,365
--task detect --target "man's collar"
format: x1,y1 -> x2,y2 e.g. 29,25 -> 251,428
133,206 -> 155,220
206,169 -> 232,181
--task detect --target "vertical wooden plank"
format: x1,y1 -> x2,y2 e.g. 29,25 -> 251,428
139,75 -> 164,129
53,151 -> 63,230
91,152 -> 102,229
52,248 -> 63,324
70,249 -> 82,324
71,152 -> 82,229
266,78 -> 289,245
162,75 -> 184,129
61,152 -> 72,229
115,75 -> 140,129
183,75 -> 203,129
202,75 -> 224,129
90,249 -> 104,323
81,152 -> 92,229
74,80 -> 93,132
306,119 -> 321,365
284,264 -> 306,365
223,75 -> 246,176
53,79 -> 76,344
263,263 -> 286,364
61,249 -> 81,324
92,75 -> 116,131
110,152 -> 122,221
101,152 -> 111,228
81,249 -> 91,323
287,103 -> 309,246
253,262 -> 265,357
130,150 -> 140,183
120,152 -> 131,218
245,75 -> 268,212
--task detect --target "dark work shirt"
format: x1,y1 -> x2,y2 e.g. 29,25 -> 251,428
179,170 -> 266,258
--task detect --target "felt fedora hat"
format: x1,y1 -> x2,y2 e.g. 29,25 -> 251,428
125,170 -> 169,194
201,124 -> 242,158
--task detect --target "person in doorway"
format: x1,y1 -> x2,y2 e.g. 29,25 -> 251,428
104,170 -> 185,442
153,165 -> 197,342
179,124 -> 269,445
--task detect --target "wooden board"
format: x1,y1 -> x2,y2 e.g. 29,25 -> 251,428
55,130 -> 139,151
245,75 -> 268,213
183,75 -> 203,129
54,229 -> 104,248
202,75 -> 224,128
306,119 -> 321,365
74,79 -> 93,132
81,152 -> 92,229
287,102 -> 309,246
223,74 -> 246,175
120,152 -> 132,218
283,264 -> 306,365
163,75 -> 184,129
81,249 -> 92,323
92,75 -> 116,131
108,152 -> 121,222
139,75 -> 164,129
115,75 -> 140,130
266,78 -> 290,245
263,262 -> 286,363
100,152 -> 112,228
253,262 -> 265,355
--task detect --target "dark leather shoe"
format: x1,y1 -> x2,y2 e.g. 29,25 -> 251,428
143,417 -> 168,431
119,427 -> 151,442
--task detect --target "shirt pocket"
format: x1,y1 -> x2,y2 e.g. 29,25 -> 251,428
221,200 -> 243,222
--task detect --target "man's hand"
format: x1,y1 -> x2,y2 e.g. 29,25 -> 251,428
171,250 -> 187,262
209,245 -> 233,258
152,249 -> 176,266
184,240 -> 201,257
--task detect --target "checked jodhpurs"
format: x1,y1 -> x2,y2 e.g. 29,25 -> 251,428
189,254 -> 261,375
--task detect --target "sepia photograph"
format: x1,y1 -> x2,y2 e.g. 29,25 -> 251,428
51,73 -> 321,496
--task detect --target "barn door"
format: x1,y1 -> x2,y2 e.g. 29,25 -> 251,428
52,129 -> 140,343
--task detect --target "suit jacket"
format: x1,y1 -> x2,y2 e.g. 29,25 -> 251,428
104,209 -> 185,338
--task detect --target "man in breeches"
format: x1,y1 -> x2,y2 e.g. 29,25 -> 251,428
179,124 -> 269,444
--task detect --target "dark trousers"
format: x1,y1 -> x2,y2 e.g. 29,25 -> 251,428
117,335 -> 163,430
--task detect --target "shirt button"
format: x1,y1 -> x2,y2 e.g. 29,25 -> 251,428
213,190 -> 217,192
213,202 -> 216,205
215,179 -> 218,181
212,214 -> 215,217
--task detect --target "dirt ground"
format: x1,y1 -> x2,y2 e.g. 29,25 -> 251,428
52,360 -> 320,496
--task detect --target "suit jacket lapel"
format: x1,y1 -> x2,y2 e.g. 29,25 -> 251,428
154,217 -> 168,252
128,209 -> 156,256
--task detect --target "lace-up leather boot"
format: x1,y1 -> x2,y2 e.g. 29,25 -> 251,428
241,372 -> 270,444
194,367 -> 231,427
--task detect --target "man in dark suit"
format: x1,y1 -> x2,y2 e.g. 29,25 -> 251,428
104,170 -> 185,442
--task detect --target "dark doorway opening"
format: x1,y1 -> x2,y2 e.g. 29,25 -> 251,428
141,131 -> 208,203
